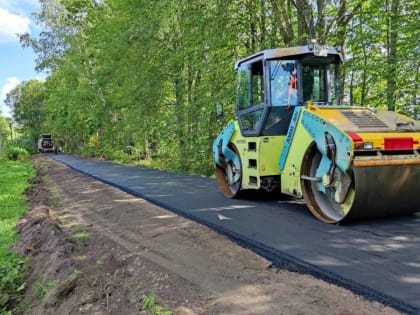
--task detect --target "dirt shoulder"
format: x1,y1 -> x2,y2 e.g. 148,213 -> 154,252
13,155 -> 400,314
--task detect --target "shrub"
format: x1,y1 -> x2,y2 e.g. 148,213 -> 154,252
5,146 -> 29,161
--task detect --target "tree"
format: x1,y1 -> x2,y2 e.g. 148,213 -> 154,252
5,80 -> 45,151
16,0 -> 419,175
345,0 -> 418,112
386,0 -> 399,111
0,116 -> 12,155
19,0 -> 91,71
269,0 -> 362,47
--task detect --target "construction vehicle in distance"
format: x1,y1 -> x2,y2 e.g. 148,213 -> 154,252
212,44 -> 420,223
38,134 -> 57,154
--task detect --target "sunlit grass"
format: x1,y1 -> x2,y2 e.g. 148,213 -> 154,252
0,160 -> 34,313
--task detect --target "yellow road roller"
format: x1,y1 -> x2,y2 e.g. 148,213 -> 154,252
212,44 -> 420,223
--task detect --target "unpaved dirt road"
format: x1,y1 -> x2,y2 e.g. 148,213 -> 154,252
14,155 -> 400,314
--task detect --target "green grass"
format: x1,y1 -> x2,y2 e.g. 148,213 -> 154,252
0,160 -> 34,313
129,286 -> 171,315
70,225 -> 87,246
141,294 -> 171,315
35,280 -> 55,299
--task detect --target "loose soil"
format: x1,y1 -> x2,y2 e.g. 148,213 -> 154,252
13,155 -> 400,315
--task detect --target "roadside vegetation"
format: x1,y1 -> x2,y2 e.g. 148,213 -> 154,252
0,152 -> 34,313
0,148 -> 174,314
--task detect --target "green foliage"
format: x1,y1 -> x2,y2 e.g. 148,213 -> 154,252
35,280 -> 55,299
130,292 -> 171,315
0,117 -> 11,157
141,294 -> 171,315
71,226 -> 87,246
13,0 -> 420,176
0,255 -> 26,313
0,117 -> 11,139
345,0 -> 419,111
15,136 -> 36,154
4,146 -> 29,161
4,80 -> 46,152
0,117 -> 33,157
0,160 -> 34,312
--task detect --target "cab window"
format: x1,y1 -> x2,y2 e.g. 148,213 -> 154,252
237,61 -> 264,110
302,61 -> 340,104
237,60 -> 266,134
240,109 -> 264,132
269,60 -> 298,107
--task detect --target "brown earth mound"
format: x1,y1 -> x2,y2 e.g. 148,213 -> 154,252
12,155 -> 400,314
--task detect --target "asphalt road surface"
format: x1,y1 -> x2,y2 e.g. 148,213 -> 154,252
50,154 -> 420,314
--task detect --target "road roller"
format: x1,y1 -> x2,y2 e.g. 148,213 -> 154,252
212,44 -> 420,223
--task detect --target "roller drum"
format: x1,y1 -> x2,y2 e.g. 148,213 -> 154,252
346,163 -> 420,221
302,147 -> 420,223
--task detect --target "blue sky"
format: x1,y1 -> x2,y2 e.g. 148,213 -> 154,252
0,0 -> 44,117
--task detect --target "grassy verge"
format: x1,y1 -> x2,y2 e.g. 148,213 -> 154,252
0,159 -> 34,313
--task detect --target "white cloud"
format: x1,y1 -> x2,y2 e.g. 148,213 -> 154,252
0,77 -> 20,117
0,0 -> 12,10
0,0 -> 40,11
0,8 -> 31,43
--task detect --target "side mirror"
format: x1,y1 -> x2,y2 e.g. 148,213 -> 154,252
215,103 -> 224,121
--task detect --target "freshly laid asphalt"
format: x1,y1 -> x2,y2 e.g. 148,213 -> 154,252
50,154 -> 420,314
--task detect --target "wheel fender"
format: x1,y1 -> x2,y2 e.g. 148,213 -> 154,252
301,110 -> 353,173
212,121 -> 240,170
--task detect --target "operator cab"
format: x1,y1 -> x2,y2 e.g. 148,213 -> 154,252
235,45 -> 343,136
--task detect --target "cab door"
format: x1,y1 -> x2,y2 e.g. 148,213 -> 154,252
236,58 -> 268,136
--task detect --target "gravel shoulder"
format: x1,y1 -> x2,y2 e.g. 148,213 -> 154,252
13,155 -> 400,314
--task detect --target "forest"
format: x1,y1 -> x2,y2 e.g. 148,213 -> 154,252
2,0 -> 419,176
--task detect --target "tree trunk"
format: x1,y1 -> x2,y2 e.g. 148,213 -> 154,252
295,0 -> 312,44
270,0 -> 294,45
386,0 -> 399,111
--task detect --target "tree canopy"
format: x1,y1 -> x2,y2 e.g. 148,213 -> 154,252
5,80 -> 45,151
7,0 -> 419,175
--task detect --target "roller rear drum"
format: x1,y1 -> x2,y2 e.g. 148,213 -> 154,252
301,145 -> 420,223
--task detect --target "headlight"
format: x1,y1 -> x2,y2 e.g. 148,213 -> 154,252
362,142 -> 373,150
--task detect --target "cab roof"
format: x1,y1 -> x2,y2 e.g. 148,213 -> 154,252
234,45 -> 342,70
